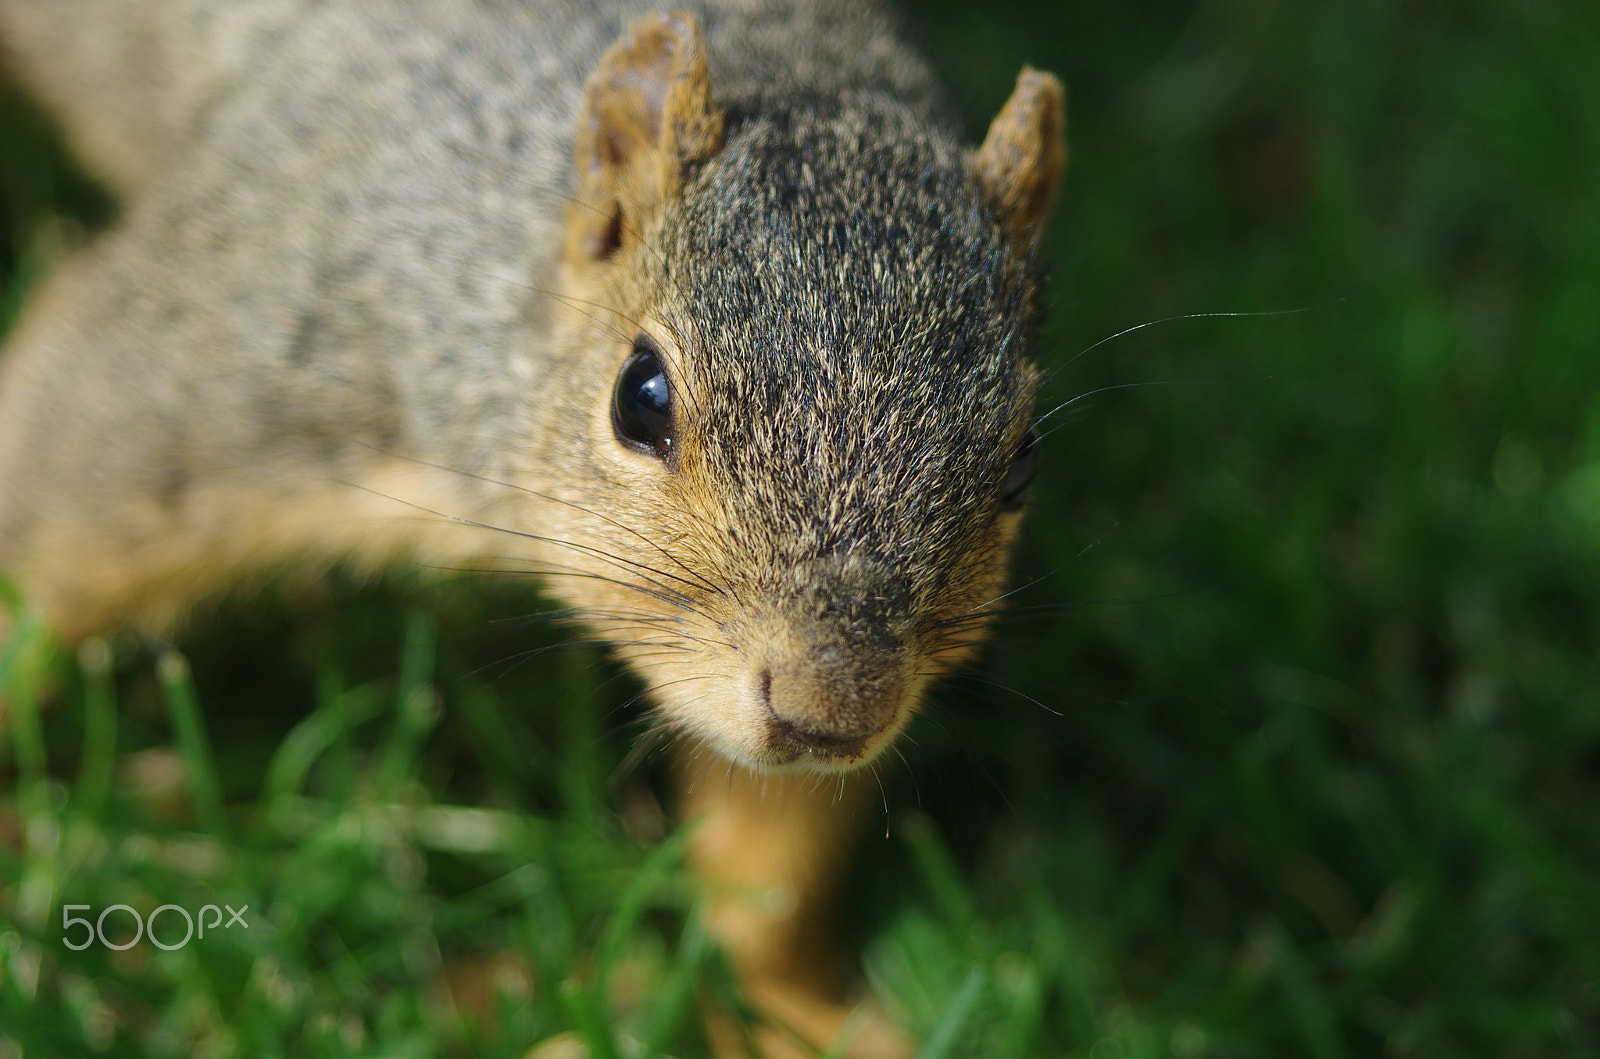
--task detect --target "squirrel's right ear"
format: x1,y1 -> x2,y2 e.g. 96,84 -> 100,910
569,11 -> 725,262
972,67 -> 1067,248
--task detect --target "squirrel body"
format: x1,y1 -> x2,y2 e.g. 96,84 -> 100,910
0,1 -> 1063,1053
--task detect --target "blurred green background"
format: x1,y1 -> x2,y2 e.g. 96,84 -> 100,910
3,0 -> 1598,1055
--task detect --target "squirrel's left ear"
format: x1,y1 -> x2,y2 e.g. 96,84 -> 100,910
568,10 -> 725,262
972,68 -> 1067,247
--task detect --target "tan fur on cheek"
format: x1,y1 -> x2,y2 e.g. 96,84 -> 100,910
922,510 -> 1027,673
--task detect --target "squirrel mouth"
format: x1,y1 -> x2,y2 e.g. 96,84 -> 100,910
764,714 -> 877,763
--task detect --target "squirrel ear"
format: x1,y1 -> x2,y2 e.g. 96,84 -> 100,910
972,67 -> 1067,247
571,10 -> 725,261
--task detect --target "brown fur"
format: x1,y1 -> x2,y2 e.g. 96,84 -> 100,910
0,2 -> 1064,1053
973,67 -> 1069,245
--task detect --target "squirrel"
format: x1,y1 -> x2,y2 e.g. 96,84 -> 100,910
0,0 -> 1064,1055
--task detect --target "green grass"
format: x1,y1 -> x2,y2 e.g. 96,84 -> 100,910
5,0 -> 1600,1055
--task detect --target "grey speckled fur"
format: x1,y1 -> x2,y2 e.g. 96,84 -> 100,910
0,6 -> 1060,1046
0,0 -> 1053,716
0,0 -> 950,499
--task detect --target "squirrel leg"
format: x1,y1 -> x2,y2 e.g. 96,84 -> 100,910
678,747 -> 912,1059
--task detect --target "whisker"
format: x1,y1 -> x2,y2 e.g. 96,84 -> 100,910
494,272 -> 706,417
344,448 -> 722,596
889,743 -> 919,813
538,288 -> 642,347
609,723 -> 674,791
1048,306 -> 1313,382
944,566 -> 1063,621
336,483 -> 717,615
943,672 -> 1062,717
1031,307 -> 1310,438
866,762 -> 891,840
978,584 -> 1225,622
1035,377 -> 1253,435
917,706 -> 1015,812
409,557 -> 704,611
472,633 -> 699,680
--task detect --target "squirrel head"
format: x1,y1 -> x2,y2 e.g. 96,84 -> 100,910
538,11 -> 1064,773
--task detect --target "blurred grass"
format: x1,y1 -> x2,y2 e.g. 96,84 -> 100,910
4,0 -> 1600,1055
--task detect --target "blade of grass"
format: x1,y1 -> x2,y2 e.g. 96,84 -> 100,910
377,609 -> 440,795
902,813 -> 976,930
158,648 -> 229,838
72,637 -> 117,820
559,976 -> 622,1059
917,966 -> 986,1059
640,905 -> 713,1052
596,818 -> 696,993
817,1006 -> 871,1059
2,606 -> 46,789
264,676 -> 385,805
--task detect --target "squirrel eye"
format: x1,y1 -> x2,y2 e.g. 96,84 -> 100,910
612,336 -> 675,458
999,428 -> 1037,511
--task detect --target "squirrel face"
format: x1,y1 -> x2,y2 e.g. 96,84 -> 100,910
528,13 -> 1063,773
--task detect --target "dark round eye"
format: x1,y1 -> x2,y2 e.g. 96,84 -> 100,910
612,336 -> 675,458
999,428 -> 1037,511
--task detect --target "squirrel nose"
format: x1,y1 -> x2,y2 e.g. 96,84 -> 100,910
745,554 -> 918,763
756,662 -> 901,762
